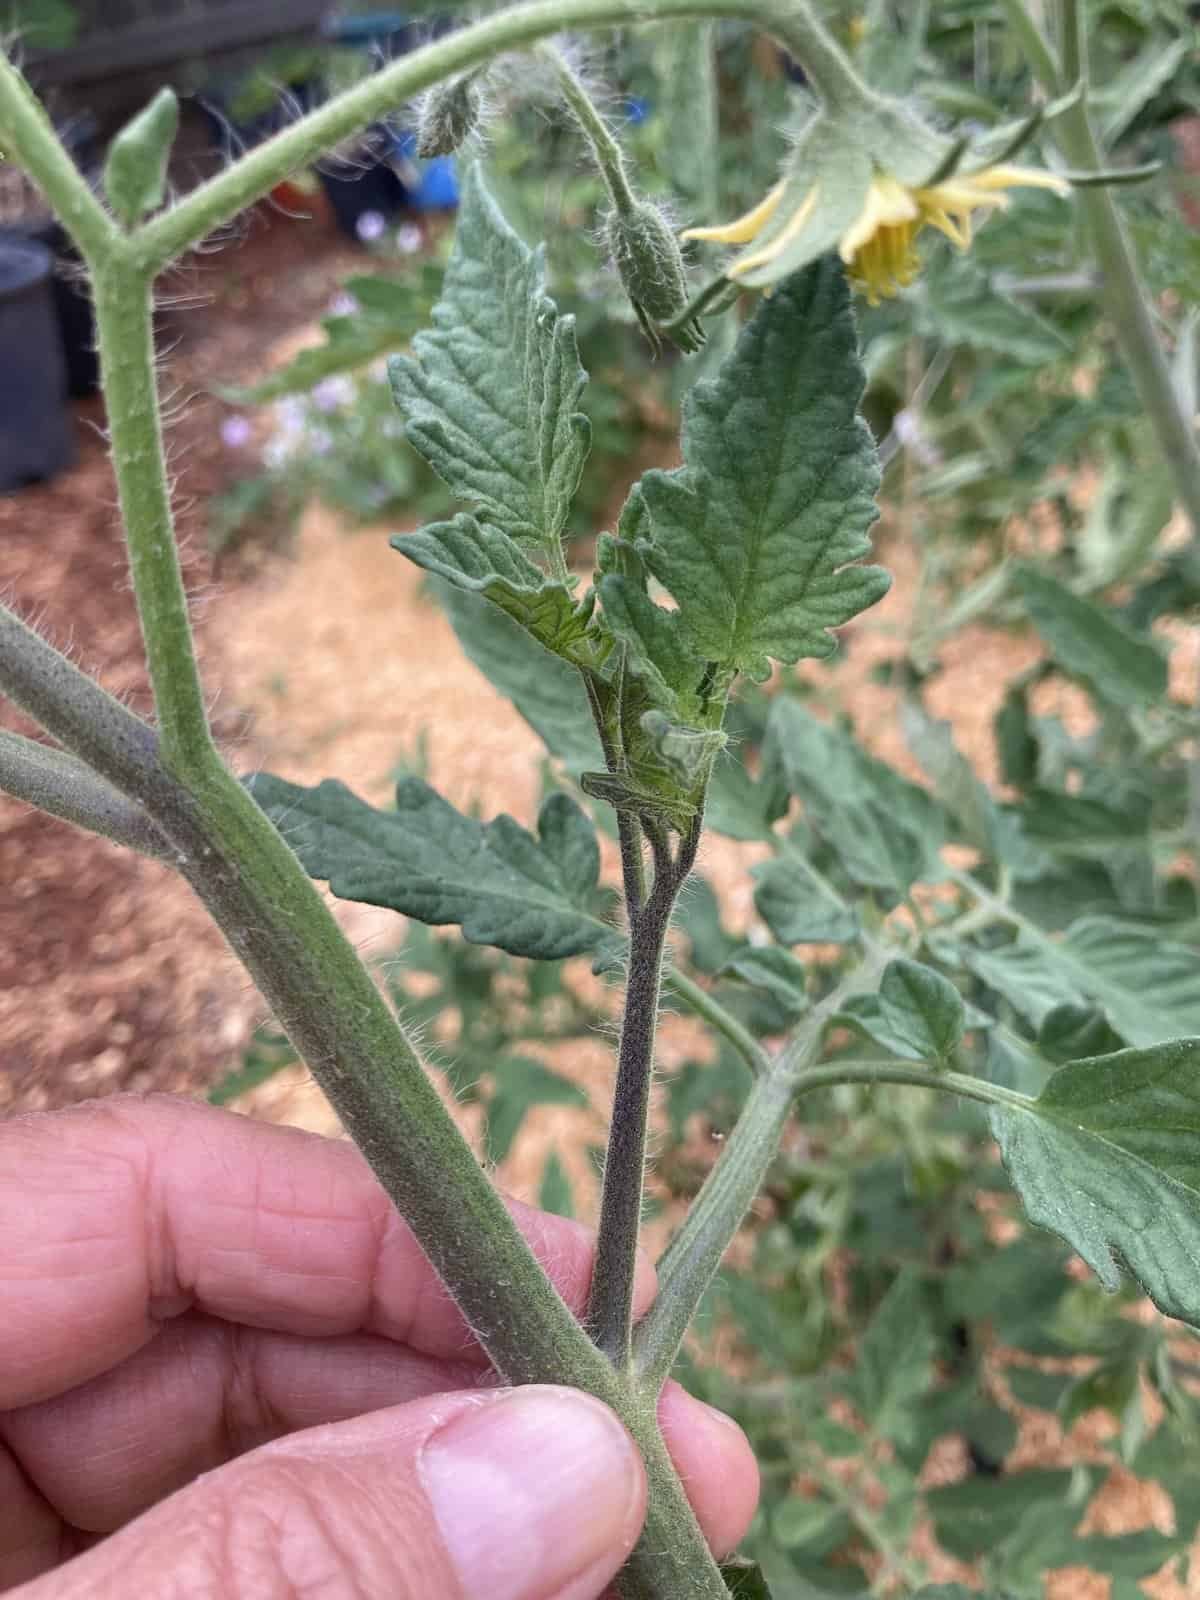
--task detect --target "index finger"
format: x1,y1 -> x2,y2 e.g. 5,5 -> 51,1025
0,1093 -> 654,1409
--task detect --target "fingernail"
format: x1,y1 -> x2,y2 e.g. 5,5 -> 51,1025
421,1386 -> 643,1600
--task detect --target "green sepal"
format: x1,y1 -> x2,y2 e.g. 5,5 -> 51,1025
392,514 -> 604,667
103,87 -> 179,226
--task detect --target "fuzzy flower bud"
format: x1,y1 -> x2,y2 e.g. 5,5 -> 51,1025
416,74 -> 483,159
605,199 -> 704,355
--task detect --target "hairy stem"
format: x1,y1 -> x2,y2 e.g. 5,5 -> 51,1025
0,603 -> 167,798
544,43 -> 638,214
91,266 -> 216,778
589,861 -> 681,1363
0,730 -> 170,857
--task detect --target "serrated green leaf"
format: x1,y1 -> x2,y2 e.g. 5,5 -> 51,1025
993,1039 -> 1200,1328
958,917 -> 1200,1047
636,260 -> 887,682
753,857 -> 860,944
877,959 -> 965,1062
485,1057 -> 588,1165
719,945 -> 808,1020
435,581 -> 603,773
393,514 -> 597,663
103,87 -> 179,225
1097,37 -> 1189,146
249,772 -> 615,961
389,164 -> 590,552
598,572 -> 698,711
769,700 -> 944,893
1014,564 -> 1168,712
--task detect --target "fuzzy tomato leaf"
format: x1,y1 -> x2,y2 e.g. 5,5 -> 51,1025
993,1039 -> 1200,1328
1014,564 -> 1168,712
393,514 -> 598,664
389,164 -> 590,552
878,959 -> 965,1063
635,259 -> 888,682
249,773 -> 616,961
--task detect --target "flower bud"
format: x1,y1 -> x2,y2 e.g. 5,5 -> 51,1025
416,75 -> 482,159
605,199 -> 704,355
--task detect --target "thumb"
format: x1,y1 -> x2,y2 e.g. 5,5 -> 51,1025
18,1386 -> 647,1600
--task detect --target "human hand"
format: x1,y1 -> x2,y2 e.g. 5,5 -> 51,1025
0,1095 -> 758,1599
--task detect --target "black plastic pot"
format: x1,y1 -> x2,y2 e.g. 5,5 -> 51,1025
0,235 -> 75,490
9,216 -> 99,396
317,132 -> 408,240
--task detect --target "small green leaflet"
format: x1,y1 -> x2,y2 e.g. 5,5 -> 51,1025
753,857 -> 860,944
633,259 -> 888,682
393,514 -> 597,665
719,945 -> 809,1020
994,1039 -> 1200,1328
1014,564 -> 1168,712
389,164 -> 590,552
720,1560 -> 775,1598
249,772 -> 616,962
876,959 -> 965,1063
768,699 -> 944,893
848,1271 -> 935,1446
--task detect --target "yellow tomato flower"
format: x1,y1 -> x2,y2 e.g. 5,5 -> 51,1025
685,161 -> 1069,303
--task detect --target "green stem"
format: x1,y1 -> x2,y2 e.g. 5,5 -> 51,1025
0,602 -> 167,798
634,949 -> 890,1387
793,1058 -> 1031,1113
0,53 -> 118,259
1000,0 -> 1200,538
590,818 -> 702,1365
665,965 -> 774,1078
0,730 -> 170,858
635,1068 -> 795,1386
995,0 -> 1061,94
91,265 -> 215,779
543,44 -> 638,214
106,0 -> 866,273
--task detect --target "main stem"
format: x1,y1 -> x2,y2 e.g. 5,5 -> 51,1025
589,830 -> 693,1364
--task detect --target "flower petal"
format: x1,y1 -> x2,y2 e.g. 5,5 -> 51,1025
682,181 -> 785,245
962,162 -> 1071,196
729,184 -> 819,276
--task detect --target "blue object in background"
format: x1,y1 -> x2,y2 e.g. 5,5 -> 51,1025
625,96 -> 651,125
392,129 -> 460,211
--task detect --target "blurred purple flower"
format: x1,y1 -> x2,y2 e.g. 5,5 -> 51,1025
328,290 -> 360,318
356,210 -> 387,242
308,427 -> 334,456
220,414 -> 253,450
395,222 -> 423,255
311,376 -> 354,412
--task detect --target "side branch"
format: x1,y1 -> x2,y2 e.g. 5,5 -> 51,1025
0,602 -> 167,799
121,0 -> 843,272
0,731 -> 171,857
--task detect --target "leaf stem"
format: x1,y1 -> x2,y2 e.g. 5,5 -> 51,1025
542,43 -> 638,215
634,949 -> 890,1386
0,730 -> 171,857
664,965 -> 774,1078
